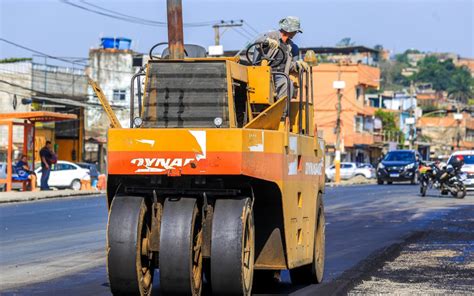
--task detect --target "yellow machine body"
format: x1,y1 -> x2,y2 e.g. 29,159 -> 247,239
107,57 -> 325,270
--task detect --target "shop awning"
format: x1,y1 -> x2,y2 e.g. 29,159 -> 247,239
0,111 -> 77,123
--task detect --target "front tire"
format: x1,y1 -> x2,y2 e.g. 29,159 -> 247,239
453,184 -> 466,199
377,178 -> 384,185
107,196 -> 154,296
159,197 -> 202,296
71,179 -> 81,190
211,198 -> 254,296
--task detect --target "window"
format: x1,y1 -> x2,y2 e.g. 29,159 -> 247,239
55,163 -> 77,171
113,89 -> 127,101
355,86 -> 364,101
354,116 -> 364,132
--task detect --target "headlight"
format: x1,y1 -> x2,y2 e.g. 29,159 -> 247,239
405,163 -> 415,169
133,117 -> 143,127
214,117 -> 223,128
378,163 -> 385,169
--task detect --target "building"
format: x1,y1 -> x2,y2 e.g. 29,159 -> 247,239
310,62 -> 380,165
303,46 -> 380,66
0,59 -> 88,163
417,112 -> 474,157
85,37 -> 144,169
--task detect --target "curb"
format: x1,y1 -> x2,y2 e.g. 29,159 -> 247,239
326,180 -> 377,187
0,190 -> 105,204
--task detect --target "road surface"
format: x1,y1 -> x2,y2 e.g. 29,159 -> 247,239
0,185 -> 473,295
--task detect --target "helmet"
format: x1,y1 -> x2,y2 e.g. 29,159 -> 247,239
279,16 -> 303,33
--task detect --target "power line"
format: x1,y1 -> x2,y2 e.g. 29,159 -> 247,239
243,21 -> 260,35
60,0 -> 217,28
0,38 -> 88,66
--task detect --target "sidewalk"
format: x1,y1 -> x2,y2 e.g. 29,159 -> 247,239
326,175 -> 377,187
0,189 -> 105,204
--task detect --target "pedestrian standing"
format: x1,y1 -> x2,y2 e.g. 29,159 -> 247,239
39,141 -> 55,190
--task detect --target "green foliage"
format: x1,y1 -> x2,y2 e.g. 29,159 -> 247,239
336,37 -> 355,47
375,109 -> 397,131
0,57 -> 32,64
414,57 -> 454,91
447,66 -> 473,104
395,49 -> 420,64
379,60 -> 410,91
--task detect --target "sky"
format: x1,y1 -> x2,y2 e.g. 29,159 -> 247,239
0,0 -> 473,66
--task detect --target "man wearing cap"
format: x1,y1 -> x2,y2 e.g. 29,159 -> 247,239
256,16 -> 309,100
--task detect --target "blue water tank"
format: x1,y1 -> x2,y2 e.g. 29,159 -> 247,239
101,37 -> 132,50
101,37 -> 116,49
117,38 -> 132,50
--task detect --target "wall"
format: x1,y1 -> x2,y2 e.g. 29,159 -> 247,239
86,48 -> 135,138
418,114 -> 474,153
312,63 -> 379,151
0,62 -> 33,150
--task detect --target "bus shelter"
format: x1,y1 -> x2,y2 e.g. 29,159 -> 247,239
0,111 -> 77,191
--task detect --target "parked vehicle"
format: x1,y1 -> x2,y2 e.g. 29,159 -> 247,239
34,160 -> 90,190
447,150 -> 474,190
377,150 -> 421,185
356,163 -> 376,179
326,162 -> 373,181
420,158 -> 467,199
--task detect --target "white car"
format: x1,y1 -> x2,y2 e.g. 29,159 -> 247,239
326,162 -> 375,181
356,163 -> 376,179
35,160 -> 90,190
448,150 -> 474,190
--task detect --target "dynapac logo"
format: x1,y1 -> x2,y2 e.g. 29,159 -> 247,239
130,131 -> 206,173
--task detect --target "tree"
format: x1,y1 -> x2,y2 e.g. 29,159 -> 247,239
375,109 -> 405,144
379,60 -> 410,91
336,37 -> 355,47
447,66 -> 473,105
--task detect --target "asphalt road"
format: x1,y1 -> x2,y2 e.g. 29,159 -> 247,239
0,185 -> 473,295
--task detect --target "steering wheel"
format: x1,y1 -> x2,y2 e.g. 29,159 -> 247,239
149,42 -> 189,60
245,42 -> 286,67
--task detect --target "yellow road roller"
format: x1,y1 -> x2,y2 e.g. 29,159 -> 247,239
104,1 -> 325,295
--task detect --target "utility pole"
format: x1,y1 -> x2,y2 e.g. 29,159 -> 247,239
333,62 -> 345,184
409,81 -> 415,150
454,104 -> 463,150
213,20 -> 243,45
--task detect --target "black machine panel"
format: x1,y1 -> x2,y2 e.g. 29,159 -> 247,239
143,61 -> 229,128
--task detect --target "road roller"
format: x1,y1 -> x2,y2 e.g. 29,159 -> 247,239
105,2 -> 325,295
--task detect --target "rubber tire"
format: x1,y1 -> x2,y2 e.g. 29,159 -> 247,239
71,179 -> 81,190
107,196 -> 154,296
387,181 -> 393,185
377,179 -> 384,185
290,195 -> 325,285
453,184 -> 466,199
159,197 -> 202,296
420,183 -> 427,197
211,198 -> 254,296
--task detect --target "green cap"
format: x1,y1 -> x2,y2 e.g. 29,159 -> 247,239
279,16 -> 303,33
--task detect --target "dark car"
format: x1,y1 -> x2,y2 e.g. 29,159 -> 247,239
376,150 -> 421,185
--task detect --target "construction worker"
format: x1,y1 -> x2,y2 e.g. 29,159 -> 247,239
257,16 -> 309,100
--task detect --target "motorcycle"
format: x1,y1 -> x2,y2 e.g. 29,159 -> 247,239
419,161 -> 467,199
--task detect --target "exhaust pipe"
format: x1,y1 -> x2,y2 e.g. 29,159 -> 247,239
167,0 -> 185,59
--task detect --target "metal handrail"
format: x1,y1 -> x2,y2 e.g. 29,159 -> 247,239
130,67 -> 146,128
